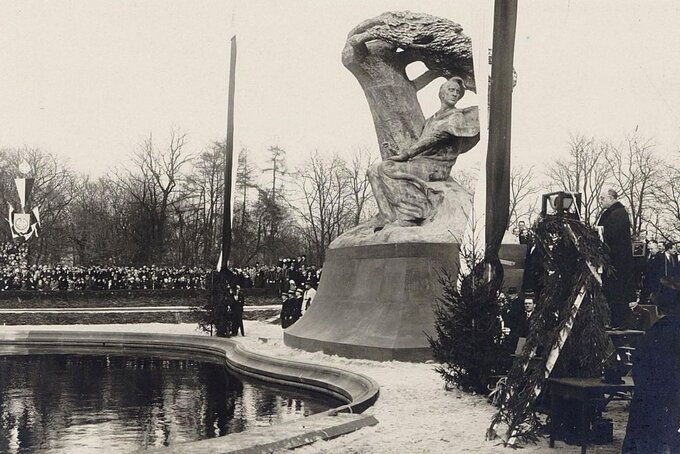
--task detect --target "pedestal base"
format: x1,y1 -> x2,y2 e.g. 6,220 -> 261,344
284,243 -> 460,362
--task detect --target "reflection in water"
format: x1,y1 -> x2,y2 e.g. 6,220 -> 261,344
0,354 -> 337,453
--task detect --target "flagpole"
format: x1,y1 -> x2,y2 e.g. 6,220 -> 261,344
485,0 -> 518,274
221,35 -> 236,276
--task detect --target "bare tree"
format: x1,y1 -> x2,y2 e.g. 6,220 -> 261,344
288,152 -> 355,264
344,147 -> 375,226
546,134 -> 609,225
649,158 -> 680,241
180,141 -> 226,266
508,164 -> 540,229
113,129 -> 191,264
604,132 -> 661,237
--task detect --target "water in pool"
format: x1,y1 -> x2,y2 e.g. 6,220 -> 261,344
0,354 -> 338,453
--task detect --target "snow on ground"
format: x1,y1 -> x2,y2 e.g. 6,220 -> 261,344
0,322 -> 626,453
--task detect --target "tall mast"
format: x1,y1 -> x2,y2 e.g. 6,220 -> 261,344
221,35 -> 237,274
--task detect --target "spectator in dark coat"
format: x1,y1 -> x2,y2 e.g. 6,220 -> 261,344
623,276 -> 680,453
230,285 -> 245,336
291,288 -> 304,326
506,295 -> 536,352
280,292 -> 293,328
597,188 -> 635,327
641,241 -> 663,303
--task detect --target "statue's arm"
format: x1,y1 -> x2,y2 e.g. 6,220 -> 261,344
387,130 -> 447,161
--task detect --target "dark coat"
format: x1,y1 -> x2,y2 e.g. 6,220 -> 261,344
597,201 -> 635,303
622,315 -> 680,453
642,253 -> 663,300
624,304 -> 652,331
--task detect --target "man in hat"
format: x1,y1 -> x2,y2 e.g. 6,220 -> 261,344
291,288 -> 304,325
623,276 -> 680,452
279,291 -> 292,328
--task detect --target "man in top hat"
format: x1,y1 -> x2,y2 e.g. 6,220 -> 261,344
623,276 -> 680,452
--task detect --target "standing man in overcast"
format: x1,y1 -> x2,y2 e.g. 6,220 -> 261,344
597,188 -> 636,328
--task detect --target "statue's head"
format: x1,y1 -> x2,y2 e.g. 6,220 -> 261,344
439,77 -> 466,107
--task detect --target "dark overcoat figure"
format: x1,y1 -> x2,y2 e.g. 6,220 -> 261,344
231,287 -> 245,336
624,304 -> 652,331
280,293 -> 294,329
622,314 -> 680,452
641,252 -> 663,302
598,200 -> 635,325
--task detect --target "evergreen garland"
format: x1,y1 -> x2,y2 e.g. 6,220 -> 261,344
488,216 -> 610,444
428,244 -> 511,394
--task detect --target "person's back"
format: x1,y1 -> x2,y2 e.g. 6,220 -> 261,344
623,276 -> 680,452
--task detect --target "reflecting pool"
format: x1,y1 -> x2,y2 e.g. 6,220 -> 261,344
0,354 -> 339,453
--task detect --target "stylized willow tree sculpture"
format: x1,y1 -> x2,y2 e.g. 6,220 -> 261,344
342,11 -> 476,159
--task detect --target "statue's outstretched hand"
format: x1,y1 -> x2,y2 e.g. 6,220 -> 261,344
383,142 -> 409,162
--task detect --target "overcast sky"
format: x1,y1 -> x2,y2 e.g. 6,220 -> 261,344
2,0 -> 680,180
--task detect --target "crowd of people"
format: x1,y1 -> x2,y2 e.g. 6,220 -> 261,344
226,256 -> 320,329
0,243 -> 322,296
209,256 -> 320,335
231,256 -> 321,293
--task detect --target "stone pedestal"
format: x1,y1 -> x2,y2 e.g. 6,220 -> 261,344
283,243 -> 460,362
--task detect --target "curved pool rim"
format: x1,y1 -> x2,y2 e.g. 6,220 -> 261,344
0,330 -> 380,452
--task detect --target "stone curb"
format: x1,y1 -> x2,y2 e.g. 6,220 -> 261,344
0,329 -> 380,451
142,412 -> 379,454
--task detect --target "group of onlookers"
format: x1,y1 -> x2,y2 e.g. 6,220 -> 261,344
279,280 -> 317,328
638,239 -> 679,303
232,256 -> 322,295
0,242 -> 322,295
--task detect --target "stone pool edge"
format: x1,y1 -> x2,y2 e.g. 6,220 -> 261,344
0,330 -> 380,453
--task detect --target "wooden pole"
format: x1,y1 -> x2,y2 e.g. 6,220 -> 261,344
485,0 -> 518,265
221,35 -> 237,275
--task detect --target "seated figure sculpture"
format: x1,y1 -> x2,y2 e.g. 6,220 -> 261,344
368,77 -> 480,227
